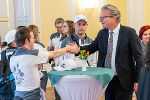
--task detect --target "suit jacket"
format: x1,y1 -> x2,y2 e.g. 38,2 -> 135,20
80,25 -> 144,92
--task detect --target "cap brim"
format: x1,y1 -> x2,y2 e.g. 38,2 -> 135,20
74,19 -> 87,23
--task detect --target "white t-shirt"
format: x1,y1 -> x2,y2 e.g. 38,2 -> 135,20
34,43 -> 46,51
34,42 -> 47,71
48,34 -> 62,48
10,48 -> 49,91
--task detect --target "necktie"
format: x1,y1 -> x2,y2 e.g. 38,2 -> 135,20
105,31 -> 113,68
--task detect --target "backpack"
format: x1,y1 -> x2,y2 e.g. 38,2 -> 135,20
0,48 -> 16,99
0,60 -> 7,78
0,50 -> 12,77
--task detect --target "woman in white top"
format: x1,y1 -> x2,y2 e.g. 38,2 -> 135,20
28,25 -> 47,94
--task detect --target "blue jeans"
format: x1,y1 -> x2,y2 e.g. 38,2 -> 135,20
14,88 -> 41,100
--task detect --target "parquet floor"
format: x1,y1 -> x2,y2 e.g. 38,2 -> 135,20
46,87 -> 55,100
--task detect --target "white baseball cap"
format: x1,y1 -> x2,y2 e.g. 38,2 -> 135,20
74,15 -> 87,23
53,59 -> 77,71
5,30 -> 17,44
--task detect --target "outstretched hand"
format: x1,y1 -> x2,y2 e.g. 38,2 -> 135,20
65,43 -> 79,54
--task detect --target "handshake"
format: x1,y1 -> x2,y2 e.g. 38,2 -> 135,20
64,43 -> 80,54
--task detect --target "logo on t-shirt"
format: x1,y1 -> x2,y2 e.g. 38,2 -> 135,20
13,64 -> 24,84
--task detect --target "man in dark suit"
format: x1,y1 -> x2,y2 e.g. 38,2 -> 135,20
80,4 -> 143,100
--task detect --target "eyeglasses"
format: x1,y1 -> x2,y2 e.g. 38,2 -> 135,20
62,25 -> 68,28
99,16 -> 113,20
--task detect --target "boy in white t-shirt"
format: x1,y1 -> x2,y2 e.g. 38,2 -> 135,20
10,27 -> 79,100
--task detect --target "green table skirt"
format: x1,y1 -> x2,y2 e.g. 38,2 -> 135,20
48,67 -> 115,88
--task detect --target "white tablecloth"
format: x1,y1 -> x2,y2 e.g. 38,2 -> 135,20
54,75 -> 106,100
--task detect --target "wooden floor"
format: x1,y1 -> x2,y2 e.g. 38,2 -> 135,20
46,87 -> 55,100
46,87 -> 137,100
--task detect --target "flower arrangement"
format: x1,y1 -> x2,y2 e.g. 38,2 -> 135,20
79,50 -> 90,60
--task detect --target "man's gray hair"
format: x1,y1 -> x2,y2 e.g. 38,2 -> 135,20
101,4 -> 121,23
55,18 -> 64,25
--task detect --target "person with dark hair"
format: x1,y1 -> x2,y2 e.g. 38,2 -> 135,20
139,25 -> 150,54
1,42 -> 7,49
10,27 -> 78,100
28,25 -> 40,42
47,18 -> 64,100
58,20 -> 74,48
52,20 -> 75,100
0,30 -> 17,99
47,18 -> 64,66
47,18 -> 64,51
28,25 -> 48,93
137,40 -> 150,100
16,26 -> 27,30
62,20 -> 75,37
76,4 -> 144,100
57,20 -> 75,67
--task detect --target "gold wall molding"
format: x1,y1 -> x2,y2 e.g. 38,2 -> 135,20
0,20 -> 8,22
0,20 -> 10,30
0,16 -> 8,18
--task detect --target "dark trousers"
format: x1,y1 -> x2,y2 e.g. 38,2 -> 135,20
54,87 -> 61,100
40,71 -> 48,92
105,75 -> 133,100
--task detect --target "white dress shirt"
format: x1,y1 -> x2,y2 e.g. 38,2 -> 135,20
108,24 -> 120,72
